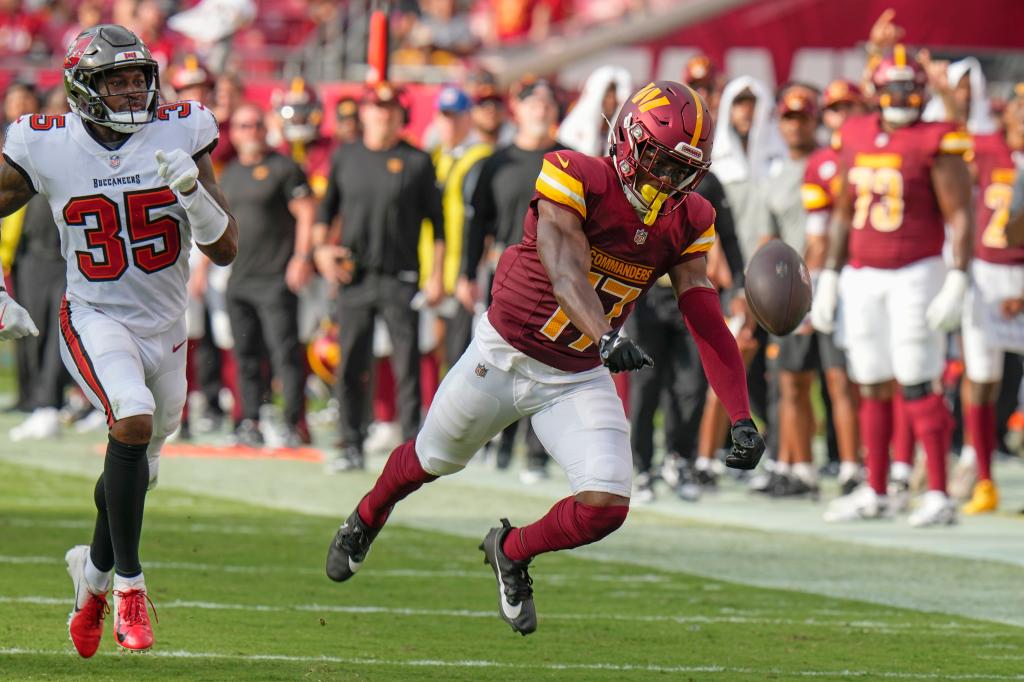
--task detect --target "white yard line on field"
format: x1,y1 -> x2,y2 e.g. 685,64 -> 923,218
0,595 -> 999,635
0,554 -> 670,583
0,647 -> 1022,680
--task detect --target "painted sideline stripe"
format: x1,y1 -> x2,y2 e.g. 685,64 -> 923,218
0,555 -> 669,582
0,596 -> 997,633
0,647 -> 1021,679
6,517 -> 317,536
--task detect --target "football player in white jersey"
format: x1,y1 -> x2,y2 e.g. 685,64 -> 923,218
0,25 -> 237,656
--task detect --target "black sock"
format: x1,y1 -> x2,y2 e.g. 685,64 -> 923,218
89,475 -> 115,572
103,435 -> 150,578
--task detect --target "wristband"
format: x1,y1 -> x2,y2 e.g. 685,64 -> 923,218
180,181 -> 229,245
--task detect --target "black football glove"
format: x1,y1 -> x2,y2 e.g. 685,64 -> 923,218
598,329 -> 653,373
726,418 -> 765,470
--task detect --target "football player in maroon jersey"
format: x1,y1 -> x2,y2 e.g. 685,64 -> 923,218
811,46 -> 974,527
322,80 -> 764,635
959,84 -> 1024,514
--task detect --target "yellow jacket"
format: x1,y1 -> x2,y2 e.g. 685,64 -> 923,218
419,140 -> 493,291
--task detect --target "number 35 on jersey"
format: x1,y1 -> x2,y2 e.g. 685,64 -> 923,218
2,100 -> 220,336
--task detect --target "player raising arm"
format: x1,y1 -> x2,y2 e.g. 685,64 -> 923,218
1,24 -> 236,656
811,46 -> 973,527
322,81 -> 764,637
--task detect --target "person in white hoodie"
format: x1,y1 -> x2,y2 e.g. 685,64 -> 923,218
921,56 -> 996,135
706,77 -> 786,485
711,76 -> 786,263
556,65 -> 632,157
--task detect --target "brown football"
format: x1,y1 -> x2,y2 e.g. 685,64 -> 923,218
743,239 -> 813,336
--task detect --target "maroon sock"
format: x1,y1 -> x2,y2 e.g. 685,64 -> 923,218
502,497 -> 628,562
892,391 -> 915,465
904,393 -> 952,493
860,398 -> 893,494
966,403 -> 996,483
357,440 -> 437,529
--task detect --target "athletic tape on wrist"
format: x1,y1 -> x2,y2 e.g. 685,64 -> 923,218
180,181 -> 229,245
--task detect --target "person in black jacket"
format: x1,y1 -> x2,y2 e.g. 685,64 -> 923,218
626,170 -> 745,501
220,103 -> 317,447
313,82 -> 445,472
459,78 -> 561,482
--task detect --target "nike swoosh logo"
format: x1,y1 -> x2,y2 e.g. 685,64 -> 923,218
172,340 -> 186,353
492,544 -> 522,619
0,303 -> 7,331
555,153 -> 569,169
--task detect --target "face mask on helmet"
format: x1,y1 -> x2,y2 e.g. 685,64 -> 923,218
618,123 -> 705,225
878,80 -> 924,127
279,102 -> 323,143
64,27 -> 160,134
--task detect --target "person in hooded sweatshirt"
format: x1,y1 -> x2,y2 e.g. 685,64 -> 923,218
707,77 -> 786,484
557,65 -> 633,158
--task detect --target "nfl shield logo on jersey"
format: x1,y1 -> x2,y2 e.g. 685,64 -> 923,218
109,154 -> 121,169
634,228 -> 648,245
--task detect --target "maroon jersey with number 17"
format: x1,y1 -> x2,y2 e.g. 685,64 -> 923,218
835,113 -> 971,269
972,133 -> 1024,265
488,149 -> 716,373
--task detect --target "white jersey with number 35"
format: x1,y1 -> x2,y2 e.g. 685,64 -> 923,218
2,100 -> 218,336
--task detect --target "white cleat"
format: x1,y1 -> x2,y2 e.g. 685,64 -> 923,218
362,421 -> 403,455
74,409 -> 108,434
908,490 -> 957,527
887,478 -> 912,514
823,485 -> 889,523
10,407 -> 60,441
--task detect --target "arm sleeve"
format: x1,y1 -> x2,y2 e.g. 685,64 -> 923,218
316,152 -> 343,224
420,154 -> 445,243
678,286 -> 751,422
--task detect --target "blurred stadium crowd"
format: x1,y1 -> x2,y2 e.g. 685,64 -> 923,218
1,1 -> 1023,523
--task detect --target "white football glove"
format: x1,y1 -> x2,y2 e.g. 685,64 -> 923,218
155,148 -> 198,194
810,269 -> 840,334
0,290 -> 39,341
926,269 -> 969,332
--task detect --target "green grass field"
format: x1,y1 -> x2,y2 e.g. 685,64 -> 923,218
2,460 -> 1023,681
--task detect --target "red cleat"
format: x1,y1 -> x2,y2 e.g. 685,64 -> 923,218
65,545 -> 109,658
112,581 -> 157,652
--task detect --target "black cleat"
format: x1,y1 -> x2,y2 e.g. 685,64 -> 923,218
840,476 -> 862,497
326,506 -> 381,582
480,519 -> 537,636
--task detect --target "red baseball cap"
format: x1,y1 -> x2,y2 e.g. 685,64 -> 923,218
822,79 -> 863,108
361,81 -> 405,107
777,85 -> 819,118
682,55 -> 717,86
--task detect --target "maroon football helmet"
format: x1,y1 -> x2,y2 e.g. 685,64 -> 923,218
272,77 -> 323,144
871,44 -> 927,126
609,80 -> 714,225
